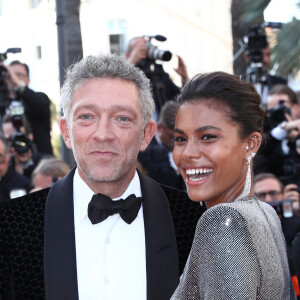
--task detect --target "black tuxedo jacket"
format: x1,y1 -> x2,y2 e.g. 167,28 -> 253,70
0,168 -> 204,299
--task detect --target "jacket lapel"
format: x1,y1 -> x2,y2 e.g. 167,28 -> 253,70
44,168 -> 79,300
138,171 -> 180,300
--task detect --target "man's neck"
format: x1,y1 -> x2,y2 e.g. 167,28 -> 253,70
78,169 -> 136,199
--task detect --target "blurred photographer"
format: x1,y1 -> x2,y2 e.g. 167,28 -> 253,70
254,84 -> 300,179
254,172 -> 300,297
2,114 -> 48,179
126,36 -> 188,116
1,60 -> 53,155
243,23 -> 287,107
0,133 -> 31,202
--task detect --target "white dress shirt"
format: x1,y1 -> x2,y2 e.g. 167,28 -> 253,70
73,169 -> 147,300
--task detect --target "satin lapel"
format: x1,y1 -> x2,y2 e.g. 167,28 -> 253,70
138,170 -> 179,300
44,168 -> 79,300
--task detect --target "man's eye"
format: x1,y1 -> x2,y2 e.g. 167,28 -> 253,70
118,116 -> 130,122
201,134 -> 217,140
80,114 -> 91,120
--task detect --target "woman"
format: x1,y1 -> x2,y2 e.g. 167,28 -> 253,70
171,72 -> 296,299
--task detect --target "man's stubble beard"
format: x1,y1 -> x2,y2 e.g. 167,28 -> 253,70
72,130 -> 144,184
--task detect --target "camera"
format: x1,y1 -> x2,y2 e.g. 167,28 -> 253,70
280,159 -> 300,187
0,47 -> 21,117
244,22 -> 281,85
244,22 -> 281,64
7,100 -> 32,155
267,99 -> 291,129
269,198 -> 293,219
145,35 -> 172,62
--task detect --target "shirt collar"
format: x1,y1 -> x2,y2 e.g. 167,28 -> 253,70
73,169 -> 142,226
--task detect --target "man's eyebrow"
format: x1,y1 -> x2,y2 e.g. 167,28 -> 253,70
73,104 -> 137,113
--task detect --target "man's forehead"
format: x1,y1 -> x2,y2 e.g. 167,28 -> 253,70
267,93 -> 290,107
10,64 -> 27,74
71,78 -> 140,110
254,178 -> 281,190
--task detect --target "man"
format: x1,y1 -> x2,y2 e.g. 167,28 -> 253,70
254,172 -> 300,297
126,36 -> 188,117
0,54 -> 203,299
30,157 -> 70,193
254,84 -> 300,179
138,101 -> 185,190
2,114 -> 47,179
244,43 -> 287,107
0,134 -> 31,202
3,60 -> 53,155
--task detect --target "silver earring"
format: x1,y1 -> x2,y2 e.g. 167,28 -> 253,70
236,152 -> 256,201
245,145 -> 249,151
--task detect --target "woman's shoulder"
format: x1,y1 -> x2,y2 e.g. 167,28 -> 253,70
195,198 -> 281,241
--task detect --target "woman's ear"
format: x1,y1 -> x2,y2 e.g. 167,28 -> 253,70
244,132 -> 262,157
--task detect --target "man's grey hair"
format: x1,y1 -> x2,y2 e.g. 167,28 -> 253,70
60,53 -> 155,128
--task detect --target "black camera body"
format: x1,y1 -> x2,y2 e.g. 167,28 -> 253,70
244,22 -> 281,86
10,131 -> 32,155
8,100 -> 32,155
0,48 -> 21,117
267,99 -> 291,129
244,22 -> 281,64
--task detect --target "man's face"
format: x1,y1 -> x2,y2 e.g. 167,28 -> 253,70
0,140 -> 10,178
254,178 -> 283,202
266,93 -> 299,120
262,46 -> 271,69
9,64 -> 30,86
60,78 -> 154,194
157,123 -> 174,150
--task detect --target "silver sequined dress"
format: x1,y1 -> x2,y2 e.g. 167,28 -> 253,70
171,197 -> 296,300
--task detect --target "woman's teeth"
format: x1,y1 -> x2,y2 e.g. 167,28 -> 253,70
185,168 -> 213,181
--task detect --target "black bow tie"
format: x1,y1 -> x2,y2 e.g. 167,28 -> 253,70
88,193 -> 142,225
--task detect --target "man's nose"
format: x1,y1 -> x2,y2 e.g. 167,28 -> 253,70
93,118 -> 115,141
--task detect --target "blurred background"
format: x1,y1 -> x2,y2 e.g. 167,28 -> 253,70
0,0 -> 299,159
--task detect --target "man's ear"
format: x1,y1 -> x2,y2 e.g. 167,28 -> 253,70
140,121 -> 156,151
60,117 -> 72,150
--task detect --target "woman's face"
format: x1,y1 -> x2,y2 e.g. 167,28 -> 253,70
173,101 -> 250,208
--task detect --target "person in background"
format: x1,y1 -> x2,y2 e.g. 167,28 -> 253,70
170,71 -> 295,299
138,100 -> 184,190
2,60 -> 53,155
243,42 -> 287,107
126,36 -> 188,119
254,172 -> 300,298
0,134 -> 31,202
2,114 -> 47,179
30,157 -> 71,193
254,84 -> 300,180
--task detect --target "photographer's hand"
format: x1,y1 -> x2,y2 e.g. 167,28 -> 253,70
0,63 -> 26,90
282,116 -> 300,142
174,55 -> 189,85
126,37 -> 148,65
283,183 -> 300,211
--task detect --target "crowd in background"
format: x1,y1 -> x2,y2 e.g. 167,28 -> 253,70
1,36 -> 300,297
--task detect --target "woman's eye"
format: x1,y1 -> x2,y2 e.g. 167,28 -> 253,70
201,134 -> 217,140
174,136 -> 186,143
